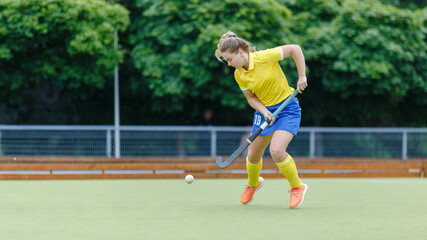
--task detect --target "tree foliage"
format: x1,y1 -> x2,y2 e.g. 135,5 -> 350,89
0,0 -> 129,123
0,0 -> 425,127
283,0 -> 427,126
379,0 -> 427,10
127,0 -> 292,124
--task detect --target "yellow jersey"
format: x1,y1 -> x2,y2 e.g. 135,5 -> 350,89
234,47 -> 294,106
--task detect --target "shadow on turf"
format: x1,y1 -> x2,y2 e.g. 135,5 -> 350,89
186,203 -> 313,212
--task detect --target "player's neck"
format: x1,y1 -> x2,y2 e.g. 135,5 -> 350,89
242,52 -> 249,71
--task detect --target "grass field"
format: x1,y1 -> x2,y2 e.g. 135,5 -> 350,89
0,178 -> 426,240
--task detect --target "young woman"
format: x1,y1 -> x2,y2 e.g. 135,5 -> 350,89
215,31 -> 308,208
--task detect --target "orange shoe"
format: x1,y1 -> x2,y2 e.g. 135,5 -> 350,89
288,183 -> 308,208
240,177 -> 264,204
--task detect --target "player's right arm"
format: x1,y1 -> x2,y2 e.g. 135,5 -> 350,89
242,90 -> 275,125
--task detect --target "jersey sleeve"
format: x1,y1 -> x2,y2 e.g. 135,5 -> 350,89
234,70 -> 248,91
255,47 -> 283,62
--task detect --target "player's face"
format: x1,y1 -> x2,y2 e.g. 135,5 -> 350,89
222,50 -> 245,69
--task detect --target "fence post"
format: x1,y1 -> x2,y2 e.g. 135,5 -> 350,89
0,130 -> 2,155
309,130 -> 315,159
211,128 -> 217,157
106,129 -> 112,158
402,131 -> 408,160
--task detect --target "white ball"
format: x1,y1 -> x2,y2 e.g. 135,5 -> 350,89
13,157 -> 16,161
185,174 -> 194,184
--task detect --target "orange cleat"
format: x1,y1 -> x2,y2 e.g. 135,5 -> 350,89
288,183 -> 308,208
240,177 -> 264,204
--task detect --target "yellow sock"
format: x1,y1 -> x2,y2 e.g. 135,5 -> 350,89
276,154 -> 302,188
246,157 -> 262,187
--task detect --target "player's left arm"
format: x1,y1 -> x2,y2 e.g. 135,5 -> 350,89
280,45 -> 308,93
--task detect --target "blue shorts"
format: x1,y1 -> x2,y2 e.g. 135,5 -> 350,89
251,97 -> 302,136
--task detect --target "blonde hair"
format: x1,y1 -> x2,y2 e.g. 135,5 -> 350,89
215,31 -> 255,62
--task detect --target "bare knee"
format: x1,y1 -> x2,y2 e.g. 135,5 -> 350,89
269,146 -> 287,162
246,135 -> 271,164
247,150 -> 262,164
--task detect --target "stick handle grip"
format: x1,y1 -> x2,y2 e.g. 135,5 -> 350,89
266,91 -> 298,124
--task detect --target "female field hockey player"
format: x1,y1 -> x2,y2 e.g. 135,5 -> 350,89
215,31 -> 308,208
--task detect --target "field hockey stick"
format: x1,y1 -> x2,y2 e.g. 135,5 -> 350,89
216,90 -> 299,168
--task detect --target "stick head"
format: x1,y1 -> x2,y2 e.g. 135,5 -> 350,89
215,156 -> 228,169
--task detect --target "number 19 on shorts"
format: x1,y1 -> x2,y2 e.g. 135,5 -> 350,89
254,114 -> 262,125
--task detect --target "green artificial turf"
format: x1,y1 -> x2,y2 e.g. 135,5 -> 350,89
0,178 -> 426,240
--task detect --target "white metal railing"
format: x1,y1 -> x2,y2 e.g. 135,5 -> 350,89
0,125 -> 426,160
301,127 -> 427,160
